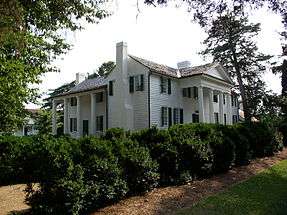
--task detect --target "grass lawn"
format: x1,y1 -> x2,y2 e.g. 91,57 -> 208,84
176,159 -> 287,215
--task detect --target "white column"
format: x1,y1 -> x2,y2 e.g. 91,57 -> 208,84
64,98 -> 69,134
52,99 -> 57,135
76,96 -> 81,137
198,86 -> 205,123
219,92 -> 224,124
209,89 -> 214,123
227,93 -> 232,125
90,93 -> 96,135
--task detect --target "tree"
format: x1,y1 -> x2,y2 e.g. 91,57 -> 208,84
0,0 -> 108,132
145,0 -> 287,28
88,61 -> 115,79
201,13 -> 272,121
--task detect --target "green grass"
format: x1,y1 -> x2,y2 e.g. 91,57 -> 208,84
176,160 -> 287,215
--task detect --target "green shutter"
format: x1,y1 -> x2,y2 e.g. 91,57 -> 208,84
129,76 -> 134,93
168,79 -> 171,94
168,107 -> 172,127
109,81 -> 113,96
188,87 -> 191,98
140,74 -> 144,91
160,77 -> 164,93
161,107 -> 164,126
180,109 -> 183,124
193,86 -> 198,98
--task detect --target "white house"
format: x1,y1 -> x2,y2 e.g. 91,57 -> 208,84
14,109 -> 39,136
52,42 -> 239,138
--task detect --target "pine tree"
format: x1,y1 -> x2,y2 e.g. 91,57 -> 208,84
201,13 -> 272,121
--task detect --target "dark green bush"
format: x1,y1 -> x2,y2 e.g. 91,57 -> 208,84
112,139 -> 159,194
104,128 -> 126,141
223,124 -> 252,166
131,127 -> 178,185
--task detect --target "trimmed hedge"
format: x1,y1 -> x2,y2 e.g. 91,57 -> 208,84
0,121 -> 284,214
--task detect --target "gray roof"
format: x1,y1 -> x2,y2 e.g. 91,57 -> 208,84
60,76 -> 107,96
129,55 -> 178,78
179,63 -> 215,77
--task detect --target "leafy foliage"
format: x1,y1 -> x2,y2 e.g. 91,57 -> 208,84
0,0 -> 108,132
0,121 -> 284,214
201,13 -> 272,120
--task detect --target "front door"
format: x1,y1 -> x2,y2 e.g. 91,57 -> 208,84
83,120 -> 89,136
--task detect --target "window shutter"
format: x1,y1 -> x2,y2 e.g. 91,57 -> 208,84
160,77 -> 164,93
168,107 -> 172,127
161,107 -> 164,126
70,119 -> 72,132
193,86 -> 198,98
180,109 -> 183,124
173,108 -> 177,124
140,74 -> 144,91
168,79 -> 171,94
109,81 -> 113,96
187,87 -> 191,98
129,76 -> 134,93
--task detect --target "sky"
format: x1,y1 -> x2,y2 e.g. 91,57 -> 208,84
27,0 -> 285,108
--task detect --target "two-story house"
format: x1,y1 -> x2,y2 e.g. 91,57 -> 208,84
51,42 -> 239,138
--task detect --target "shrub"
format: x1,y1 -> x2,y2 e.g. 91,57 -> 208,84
112,139 -> 159,194
209,125 -> 235,173
223,124 -> 252,166
104,128 -> 126,141
131,127 -> 178,185
244,122 -> 282,157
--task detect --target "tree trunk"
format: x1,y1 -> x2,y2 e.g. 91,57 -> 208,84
231,48 -> 252,122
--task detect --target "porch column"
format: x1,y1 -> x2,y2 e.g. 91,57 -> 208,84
90,93 -> 96,135
198,86 -> 205,123
52,99 -> 57,135
226,93 -> 232,125
209,89 -> 214,123
76,96 -> 81,137
219,92 -> 224,124
64,98 -> 69,134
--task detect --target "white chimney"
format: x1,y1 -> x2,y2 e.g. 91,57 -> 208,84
177,61 -> 191,69
116,42 -> 128,77
75,72 -> 86,84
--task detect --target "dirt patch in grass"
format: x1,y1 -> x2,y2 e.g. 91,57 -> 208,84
0,184 -> 29,215
1,149 -> 287,215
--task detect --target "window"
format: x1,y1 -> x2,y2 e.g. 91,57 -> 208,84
232,115 -> 238,124
161,107 -> 168,126
193,86 -> 198,99
129,76 -> 134,93
213,95 -> 218,103
223,94 -> 226,105
71,97 -> 77,106
224,114 -> 227,125
109,81 -> 114,96
168,107 -> 172,127
96,115 -> 104,132
168,79 -> 171,94
70,118 -> 77,132
214,112 -> 219,124
231,95 -> 237,107
182,87 -> 191,98
160,78 -> 172,94
192,113 -> 199,123
180,109 -> 184,124
182,88 -> 187,97
96,92 -> 103,103
135,74 -> 144,91
173,108 -> 180,124
130,75 -> 144,92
